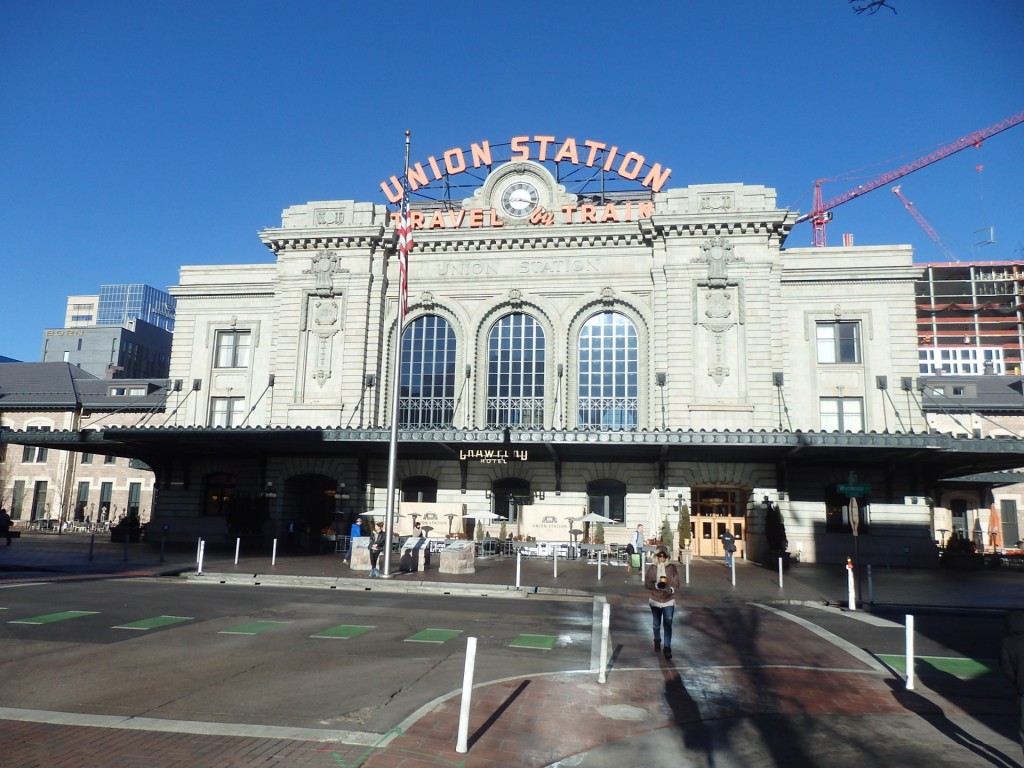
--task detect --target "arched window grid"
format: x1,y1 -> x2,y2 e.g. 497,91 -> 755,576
399,315 -> 458,428
485,313 -> 546,429
577,311 -> 639,431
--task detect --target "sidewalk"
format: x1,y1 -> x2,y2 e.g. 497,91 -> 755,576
1,532 -> 1021,767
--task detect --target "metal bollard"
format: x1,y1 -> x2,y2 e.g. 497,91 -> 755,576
515,550 -> 522,590
778,556 -> 784,588
905,614 -> 915,690
272,538 -> 278,566
234,537 -> 241,565
598,601 -> 610,684
456,637 -> 478,754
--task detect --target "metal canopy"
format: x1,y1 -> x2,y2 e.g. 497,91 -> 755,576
3,425 -> 1023,481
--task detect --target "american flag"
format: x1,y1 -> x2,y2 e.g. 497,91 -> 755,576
397,195 -> 414,319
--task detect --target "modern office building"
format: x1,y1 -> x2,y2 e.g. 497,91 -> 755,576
42,284 -> 175,378
4,136 -> 1024,564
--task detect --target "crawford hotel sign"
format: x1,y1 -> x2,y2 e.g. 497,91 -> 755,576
381,134 -> 671,229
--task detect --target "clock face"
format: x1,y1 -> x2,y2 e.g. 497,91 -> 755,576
500,180 -> 540,218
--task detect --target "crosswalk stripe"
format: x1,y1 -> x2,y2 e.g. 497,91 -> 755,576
509,633 -> 557,650
113,615 -> 194,631
311,624 -> 375,640
9,610 -> 99,625
406,628 -> 463,644
219,620 -> 291,635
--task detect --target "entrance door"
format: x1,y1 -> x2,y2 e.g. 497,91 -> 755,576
692,487 -> 745,558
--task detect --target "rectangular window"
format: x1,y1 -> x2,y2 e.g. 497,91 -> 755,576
99,482 -> 113,522
21,445 -> 48,463
127,482 -> 142,518
75,481 -> 90,521
214,330 -> 252,368
11,480 -> 25,520
81,453 -> 93,464
104,455 -> 117,465
820,397 -> 864,432
31,480 -> 48,521
209,397 -> 245,428
816,321 -> 861,364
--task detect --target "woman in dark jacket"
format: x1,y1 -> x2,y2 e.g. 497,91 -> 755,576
644,545 -> 681,660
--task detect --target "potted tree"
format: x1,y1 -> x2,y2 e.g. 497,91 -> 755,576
764,497 -> 789,569
676,503 -> 691,561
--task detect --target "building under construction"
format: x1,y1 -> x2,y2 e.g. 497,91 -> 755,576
917,261 -> 1024,376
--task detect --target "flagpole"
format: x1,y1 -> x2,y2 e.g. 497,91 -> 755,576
382,130 -> 411,577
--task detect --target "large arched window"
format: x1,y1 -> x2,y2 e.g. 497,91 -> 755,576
486,313 -> 545,428
400,315 -> 457,428
492,477 -> 531,525
587,479 -> 626,524
577,311 -> 638,429
401,475 -> 438,503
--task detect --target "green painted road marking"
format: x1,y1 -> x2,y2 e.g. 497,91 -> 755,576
219,620 -> 291,635
509,633 -> 557,650
878,654 -> 1000,679
311,625 -> 375,640
9,610 -> 99,625
113,615 -> 194,631
406,628 -> 463,644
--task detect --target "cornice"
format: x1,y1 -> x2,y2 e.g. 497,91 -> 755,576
259,225 -> 386,254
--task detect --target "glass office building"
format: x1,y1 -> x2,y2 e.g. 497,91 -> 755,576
97,284 -> 176,332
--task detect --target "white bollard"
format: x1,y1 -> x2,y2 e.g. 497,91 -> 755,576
234,537 -> 241,565
272,538 -> 278,566
598,601 -> 610,684
730,558 -> 736,587
867,564 -> 874,604
455,636 -> 478,754
597,549 -> 603,580
905,614 -> 915,690
778,556 -> 784,588
196,536 -> 203,564
847,561 -> 856,611
553,548 -> 558,578
685,551 -> 690,584
515,550 -> 522,590
197,540 -> 205,575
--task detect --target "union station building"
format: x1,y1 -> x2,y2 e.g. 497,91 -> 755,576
5,136 -> 1024,565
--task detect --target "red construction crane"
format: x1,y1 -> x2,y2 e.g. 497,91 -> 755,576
796,109 -> 1024,247
891,185 -> 959,263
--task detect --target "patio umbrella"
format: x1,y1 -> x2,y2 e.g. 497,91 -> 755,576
988,504 -> 1002,549
577,512 -> 616,544
578,512 -> 616,524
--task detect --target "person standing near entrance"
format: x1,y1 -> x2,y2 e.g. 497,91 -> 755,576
721,529 -> 736,567
626,523 -> 645,575
0,508 -> 12,546
344,516 -> 363,565
368,521 -> 385,577
644,545 -> 680,660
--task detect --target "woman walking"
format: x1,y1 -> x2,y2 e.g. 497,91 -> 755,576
644,545 -> 680,660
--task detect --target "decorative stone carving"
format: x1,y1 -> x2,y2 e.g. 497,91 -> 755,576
314,208 -> 346,227
508,288 -> 523,306
695,236 -> 741,286
698,193 -> 735,213
305,251 -> 338,297
600,287 -> 615,305
309,299 -> 340,387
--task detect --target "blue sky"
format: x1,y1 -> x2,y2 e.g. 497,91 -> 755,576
2,0 -> 1022,364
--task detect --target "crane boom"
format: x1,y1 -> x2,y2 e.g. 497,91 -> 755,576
891,185 -> 959,263
796,109 -> 1024,246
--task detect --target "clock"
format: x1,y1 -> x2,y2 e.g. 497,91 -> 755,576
500,179 -> 540,218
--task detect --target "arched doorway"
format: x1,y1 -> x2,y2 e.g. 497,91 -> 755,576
283,473 -> 338,549
691,487 -> 746,559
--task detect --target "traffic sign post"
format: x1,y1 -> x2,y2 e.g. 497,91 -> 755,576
838,473 -> 871,607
